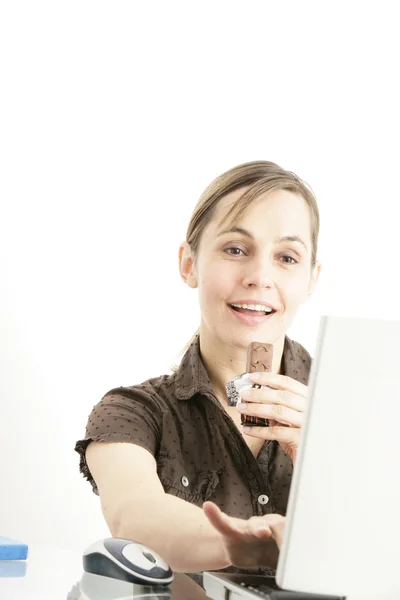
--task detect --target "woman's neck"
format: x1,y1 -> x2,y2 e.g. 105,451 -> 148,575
198,324 -> 285,406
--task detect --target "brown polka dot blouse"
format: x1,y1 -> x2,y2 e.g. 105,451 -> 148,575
75,334 -> 311,523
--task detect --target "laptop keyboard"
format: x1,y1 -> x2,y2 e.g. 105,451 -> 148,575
238,580 -> 280,596
234,579 -> 345,599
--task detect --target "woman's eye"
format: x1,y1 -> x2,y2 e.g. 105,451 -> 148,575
280,255 -> 298,264
225,247 -> 245,256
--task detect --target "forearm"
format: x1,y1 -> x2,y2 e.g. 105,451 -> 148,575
114,493 -> 231,573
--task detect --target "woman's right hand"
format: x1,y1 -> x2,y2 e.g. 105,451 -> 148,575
203,501 -> 285,569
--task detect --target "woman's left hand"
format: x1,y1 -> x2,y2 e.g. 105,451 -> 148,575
237,373 -> 308,464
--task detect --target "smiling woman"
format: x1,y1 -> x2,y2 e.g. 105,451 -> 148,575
178,166 -> 320,377
75,160 -> 322,575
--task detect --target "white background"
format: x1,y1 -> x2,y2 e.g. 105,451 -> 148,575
1,1 -> 399,552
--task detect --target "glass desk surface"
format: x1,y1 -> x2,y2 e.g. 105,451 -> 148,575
0,543 -> 211,600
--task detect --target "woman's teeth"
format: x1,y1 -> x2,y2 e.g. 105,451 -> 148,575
230,303 -> 273,315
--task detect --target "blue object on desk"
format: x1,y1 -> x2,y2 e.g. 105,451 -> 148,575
0,537 -> 28,560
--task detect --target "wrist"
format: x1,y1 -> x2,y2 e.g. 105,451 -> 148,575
215,533 -> 232,569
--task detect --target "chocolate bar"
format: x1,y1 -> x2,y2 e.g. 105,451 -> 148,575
242,342 -> 273,427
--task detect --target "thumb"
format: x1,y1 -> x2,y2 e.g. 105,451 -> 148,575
203,501 -> 239,536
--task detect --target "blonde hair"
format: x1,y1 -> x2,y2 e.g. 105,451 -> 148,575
171,160 -> 320,370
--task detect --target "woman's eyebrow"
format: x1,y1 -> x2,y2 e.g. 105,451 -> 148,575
217,227 -> 308,251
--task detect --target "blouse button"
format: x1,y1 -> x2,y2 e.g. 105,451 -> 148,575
181,476 -> 189,487
257,494 -> 269,505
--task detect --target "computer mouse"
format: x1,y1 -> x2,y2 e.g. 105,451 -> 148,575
82,538 -> 174,586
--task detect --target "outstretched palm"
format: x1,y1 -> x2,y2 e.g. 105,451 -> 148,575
203,501 -> 283,569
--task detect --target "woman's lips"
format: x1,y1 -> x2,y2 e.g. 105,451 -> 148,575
228,304 -> 276,326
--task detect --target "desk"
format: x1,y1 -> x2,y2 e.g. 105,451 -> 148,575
0,544 -> 211,600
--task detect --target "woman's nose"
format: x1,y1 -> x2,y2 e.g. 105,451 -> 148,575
242,258 -> 275,289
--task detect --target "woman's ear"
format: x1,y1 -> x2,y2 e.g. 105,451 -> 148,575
178,242 -> 198,289
308,260 -> 322,297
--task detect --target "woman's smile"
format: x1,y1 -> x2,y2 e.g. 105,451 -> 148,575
227,303 -> 277,327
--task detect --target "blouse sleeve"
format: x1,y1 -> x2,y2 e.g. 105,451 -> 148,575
74,385 -> 163,495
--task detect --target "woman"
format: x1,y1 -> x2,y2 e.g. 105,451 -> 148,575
75,160 -> 321,575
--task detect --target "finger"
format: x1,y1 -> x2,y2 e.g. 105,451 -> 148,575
237,401 -> 303,427
247,373 -> 308,398
263,513 -> 285,527
268,516 -> 285,534
240,386 -> 305,413
247,517 -> 273,539
267,516 -> 286,549
242,424 -> 301,445
202,501 -> 242,536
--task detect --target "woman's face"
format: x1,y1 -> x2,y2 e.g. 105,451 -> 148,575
181,188 -> 320,349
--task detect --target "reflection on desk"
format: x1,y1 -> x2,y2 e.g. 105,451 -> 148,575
0,560 -> 27,578
67,571 -> 210,600
0,544 -> 211,600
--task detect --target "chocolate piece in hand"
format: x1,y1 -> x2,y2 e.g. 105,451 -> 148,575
242,342 -> 273,427
246,342 -> 274,374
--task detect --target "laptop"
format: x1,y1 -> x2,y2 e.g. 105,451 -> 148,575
204,315 -> 400,600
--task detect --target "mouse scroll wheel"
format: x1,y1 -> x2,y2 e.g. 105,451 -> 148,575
142,551 -> 156,564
